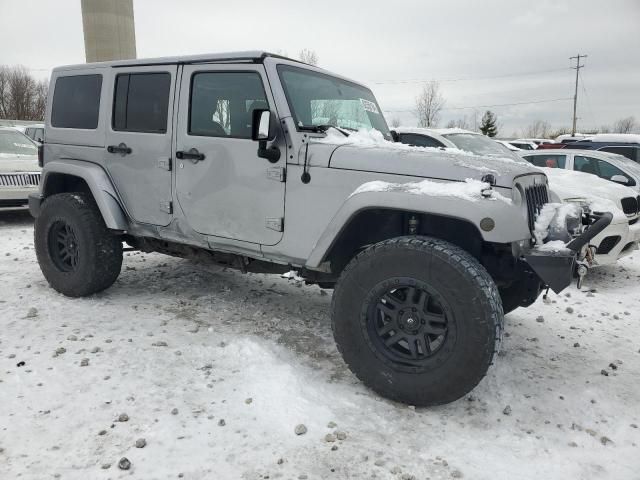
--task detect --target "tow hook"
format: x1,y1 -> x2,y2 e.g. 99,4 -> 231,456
576,262 -> 588,289
576,245 -> 596,289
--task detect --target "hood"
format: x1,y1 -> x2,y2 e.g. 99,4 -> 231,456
541,167 -> 636,219
0,153 -> 40,173
316,130 -> 540,188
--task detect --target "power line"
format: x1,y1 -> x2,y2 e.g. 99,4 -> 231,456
370,67 -> 570,85
383,96 -> 574,113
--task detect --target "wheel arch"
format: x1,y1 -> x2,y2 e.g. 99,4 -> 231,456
40,161 -> 129,231
311,206 -> 486,275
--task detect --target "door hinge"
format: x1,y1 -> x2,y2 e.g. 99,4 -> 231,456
267,166 -> 286,182
160,201 -> 173,214
265,217 -> 284,232
158,158 -> 172,171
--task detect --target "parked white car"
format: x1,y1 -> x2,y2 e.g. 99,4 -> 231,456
507,140 -> 537,150
393,127 -> 640,265
0,127 -> 41,208
519,148 -> 640,193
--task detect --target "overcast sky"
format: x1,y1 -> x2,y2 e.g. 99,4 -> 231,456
1,0 -> 638,136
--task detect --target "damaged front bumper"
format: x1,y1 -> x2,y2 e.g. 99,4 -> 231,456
523,211 -> 613,293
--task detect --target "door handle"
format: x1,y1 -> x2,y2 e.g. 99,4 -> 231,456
107,143 -> 132,155
176,148 -> 205,163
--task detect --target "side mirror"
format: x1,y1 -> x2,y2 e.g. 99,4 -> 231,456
610,174 -> 629,185
390,130 -> 400,142
251,109 -> 280,163
252,109 -> 275,141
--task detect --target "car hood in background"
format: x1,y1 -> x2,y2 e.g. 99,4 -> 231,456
0,154 -> 40,173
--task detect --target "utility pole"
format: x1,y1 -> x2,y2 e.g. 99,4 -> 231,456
569,54 -> 587,136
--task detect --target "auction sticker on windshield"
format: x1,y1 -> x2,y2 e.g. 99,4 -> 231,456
360,98 -> 380,114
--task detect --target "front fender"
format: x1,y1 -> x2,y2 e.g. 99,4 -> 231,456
305,187 -> 529,268
40,160 -> 129,231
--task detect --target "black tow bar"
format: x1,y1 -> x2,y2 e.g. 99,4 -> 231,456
566,212 -> 613,252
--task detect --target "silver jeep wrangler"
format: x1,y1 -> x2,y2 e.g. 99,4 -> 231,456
30,51 -> 611,406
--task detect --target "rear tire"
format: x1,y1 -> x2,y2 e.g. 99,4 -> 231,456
35,193 -> 123,297
331,236 -> 503,406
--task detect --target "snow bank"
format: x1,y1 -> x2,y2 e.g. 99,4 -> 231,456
351,178 -> 511,203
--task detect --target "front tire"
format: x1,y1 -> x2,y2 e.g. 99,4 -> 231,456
331,236 -> 503,406
35,193 -> 123,297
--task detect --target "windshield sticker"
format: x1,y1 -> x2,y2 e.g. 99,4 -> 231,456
360,98 -> 380,115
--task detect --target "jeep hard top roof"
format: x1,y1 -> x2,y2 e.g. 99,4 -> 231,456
52,51 -> 309,72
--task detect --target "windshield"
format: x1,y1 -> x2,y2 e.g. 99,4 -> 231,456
602,152 -> 640,177
277,65 -> 391,140
443,133 -> 527,162
0,129 -> 37,156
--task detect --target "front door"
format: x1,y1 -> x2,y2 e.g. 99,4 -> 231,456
105,65 -> 177,226
175,64 -> 285,246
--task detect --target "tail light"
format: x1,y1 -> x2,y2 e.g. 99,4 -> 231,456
38,144 -> 43,167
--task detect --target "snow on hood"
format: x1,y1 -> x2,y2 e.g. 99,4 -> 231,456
315,129 -> 540,187
540,167 -> 633,219
351,178 -> 512,203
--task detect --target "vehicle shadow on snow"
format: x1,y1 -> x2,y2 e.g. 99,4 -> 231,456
0,208 -> 33,226
106,255 -> 349,379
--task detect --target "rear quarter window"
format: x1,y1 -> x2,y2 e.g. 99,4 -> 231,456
51,74 -> 102,129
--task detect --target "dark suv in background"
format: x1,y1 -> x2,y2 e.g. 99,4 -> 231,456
564,141 -> 640,163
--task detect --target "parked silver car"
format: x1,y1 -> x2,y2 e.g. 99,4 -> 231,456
30,52 -> 611,406
0,127 -> 41,208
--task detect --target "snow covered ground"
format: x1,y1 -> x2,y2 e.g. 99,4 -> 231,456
1,209 -> 639,480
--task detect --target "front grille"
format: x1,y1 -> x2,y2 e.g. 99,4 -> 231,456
524,183 -> 550,231
630,218 -> 639,226
621,196 -> 638,216
0,173 -> 41,187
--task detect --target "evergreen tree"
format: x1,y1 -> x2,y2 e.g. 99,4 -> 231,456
479,110 -> 498,137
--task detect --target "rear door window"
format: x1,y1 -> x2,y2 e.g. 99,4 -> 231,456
113,73 -> 171,133
573,155 -> 599,175
398,133 -> 444,148
51,74 -> 102,129
524,154 -> 566,168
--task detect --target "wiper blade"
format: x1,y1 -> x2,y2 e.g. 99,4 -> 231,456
298,125 -> 350,137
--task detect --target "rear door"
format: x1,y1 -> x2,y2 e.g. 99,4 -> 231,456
104,65 -> 177,226
174,64 -> 285,245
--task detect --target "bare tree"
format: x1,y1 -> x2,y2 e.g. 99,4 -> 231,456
299,49 -> 319,66
523,120 -> 552,138
599,124 -> 611,134
0,65 -> 48,121
414,81 -> 444,128
445,115 -> 470,130
390,117 -> 401,128
612,116 -> 637,134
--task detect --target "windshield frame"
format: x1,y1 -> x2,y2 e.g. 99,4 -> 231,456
276,64 -> 391,139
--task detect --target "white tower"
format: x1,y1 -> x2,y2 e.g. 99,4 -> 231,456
81,0 -> 137,63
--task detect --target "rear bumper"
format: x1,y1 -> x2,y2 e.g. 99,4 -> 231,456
28,193 -> 43,218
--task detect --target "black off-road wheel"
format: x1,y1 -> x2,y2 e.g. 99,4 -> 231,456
34,193 -> 123,297
331,236 -> 503,406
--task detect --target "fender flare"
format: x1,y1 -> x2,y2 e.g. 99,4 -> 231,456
40,160 -> 129,231
305,189 -> 527,268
